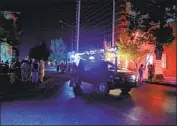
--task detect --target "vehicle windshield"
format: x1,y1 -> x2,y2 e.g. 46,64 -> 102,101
79,60 -> 107,72
107,62 -> 130,71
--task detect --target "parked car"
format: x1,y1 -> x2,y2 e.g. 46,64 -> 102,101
71,59 -> 138,96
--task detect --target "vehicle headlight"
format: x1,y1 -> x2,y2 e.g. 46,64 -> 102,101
131,75 -> 136,80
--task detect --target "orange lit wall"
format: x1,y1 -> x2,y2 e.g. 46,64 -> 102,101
163,22 -> 177,77
163,26 -> 176,77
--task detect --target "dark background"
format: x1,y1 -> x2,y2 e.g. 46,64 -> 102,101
0,0 -> 114,58
0,0 -> 76,58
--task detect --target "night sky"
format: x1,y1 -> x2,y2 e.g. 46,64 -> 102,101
79,0 -> 113,51
0,0 -> 76,58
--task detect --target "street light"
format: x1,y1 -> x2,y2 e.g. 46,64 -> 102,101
59,20 -> 74,51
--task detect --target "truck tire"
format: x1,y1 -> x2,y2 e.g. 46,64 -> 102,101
96,82 -> 109,97
73,85 -> 82,96
73,77 -> 82,96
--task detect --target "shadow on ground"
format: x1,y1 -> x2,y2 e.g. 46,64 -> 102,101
1,84 -> 61,102
60,81 -> 136,117
164,90 -> 177,97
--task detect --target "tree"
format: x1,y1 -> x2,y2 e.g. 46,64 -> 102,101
115,30 -> 155,72
40,41 -> 50,61
0,11 -> 22,61
29,42 -> 50,61
0,12 -> 22,46
129,0 -> 176,79
49,38 -> 67,62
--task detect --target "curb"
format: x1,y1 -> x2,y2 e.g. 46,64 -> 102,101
151,82 -> 177,88
144,81 -> 177,88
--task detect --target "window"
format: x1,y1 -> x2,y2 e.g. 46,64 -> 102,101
146,54 -> 153,64
146,54 -> 153,69
81,61 -> 106,72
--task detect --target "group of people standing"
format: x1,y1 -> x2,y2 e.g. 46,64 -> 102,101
56,62 -> 75,73
138,62 -> 154,84
56,62 -> 67,73
7,58 -> 45,86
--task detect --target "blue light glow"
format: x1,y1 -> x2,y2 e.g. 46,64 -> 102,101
71,54 -> 75,58
74,54 -> 81,65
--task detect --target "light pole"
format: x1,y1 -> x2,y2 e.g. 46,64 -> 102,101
76,0 -> 81,53
59,20 -> 74,51
112,0 -> 117,68
112,0 -> 115,47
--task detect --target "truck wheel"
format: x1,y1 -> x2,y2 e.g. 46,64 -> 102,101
121,88 -> 131,94
73,77 -> 82,96
73,85 -> 82,96
96,82 -> 109,96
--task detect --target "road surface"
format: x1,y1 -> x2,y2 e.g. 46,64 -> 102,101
1,71 -> 176,125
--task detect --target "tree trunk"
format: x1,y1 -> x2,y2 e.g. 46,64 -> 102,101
135,62 -> 138,73
154,44 -> 164,80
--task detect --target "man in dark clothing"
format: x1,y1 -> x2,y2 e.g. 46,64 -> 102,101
147,62 -> 153,83
13,58 -> 21,80
138,64 -> 144,84
10,58 -> 21,84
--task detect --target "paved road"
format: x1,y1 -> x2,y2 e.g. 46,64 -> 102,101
1,71 -> 176,125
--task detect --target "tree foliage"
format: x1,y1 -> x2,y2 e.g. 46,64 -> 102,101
49,38 -> 67,61
29,42 -> 50,61
115,30 -> 155,71
129,0 -> 176,47
0,13 -> 22,46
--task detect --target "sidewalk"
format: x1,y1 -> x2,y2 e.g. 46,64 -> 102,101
0,75 -> 57,100
144,77 -> 177,88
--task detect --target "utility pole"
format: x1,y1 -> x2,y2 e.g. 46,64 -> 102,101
112,0 -> 117,68
71,23 -> 74,51
76,0 -> 81,53
112,0 -> 115,47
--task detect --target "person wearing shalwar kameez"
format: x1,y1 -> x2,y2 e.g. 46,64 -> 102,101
20,60 -> 31,83
31,60 -> 39,85
39,59 -> 45,83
